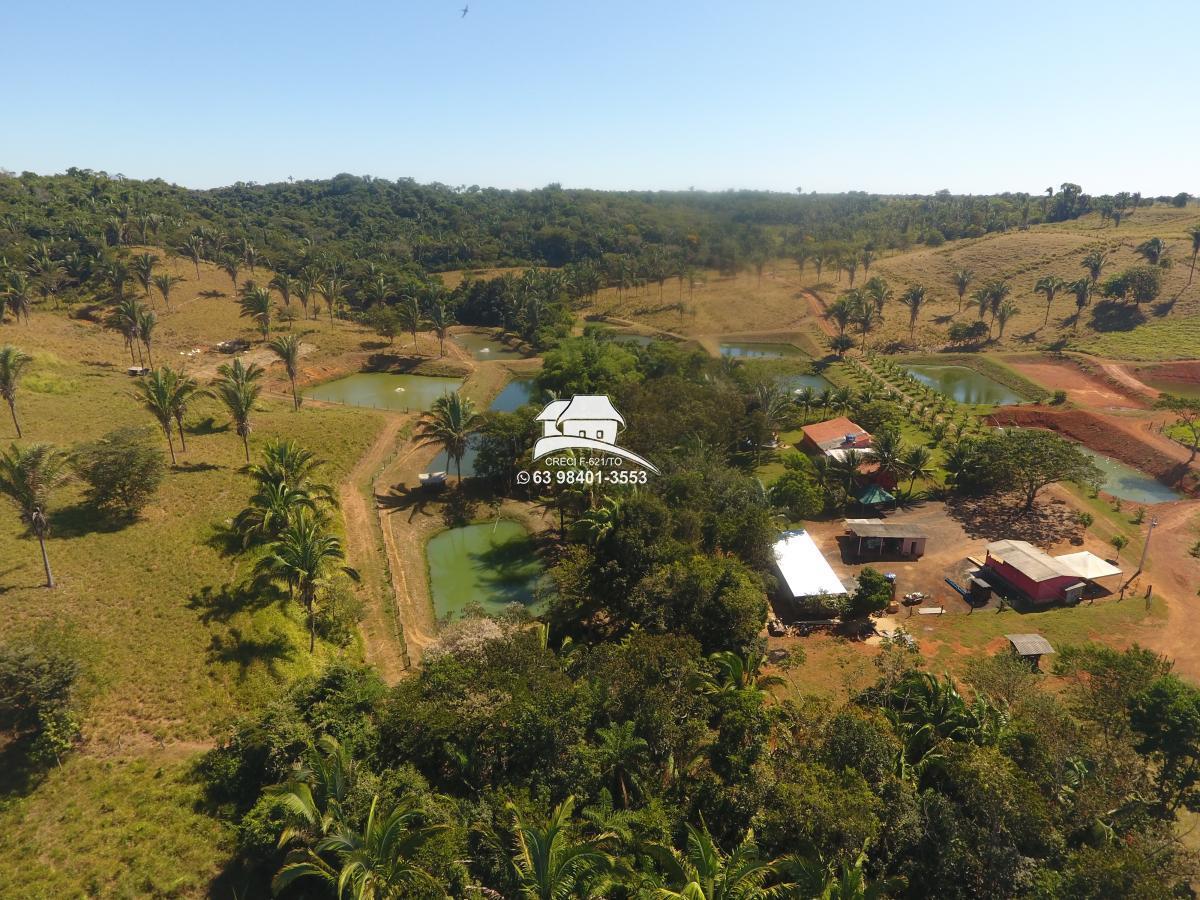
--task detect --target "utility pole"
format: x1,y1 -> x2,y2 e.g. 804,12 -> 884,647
1136,516 -> 1159,575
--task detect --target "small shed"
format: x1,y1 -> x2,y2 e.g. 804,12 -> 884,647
857,484 -> 895,509
772,530 -> 847,602
1006,633 -> 1055,669
846,519 -> 927,559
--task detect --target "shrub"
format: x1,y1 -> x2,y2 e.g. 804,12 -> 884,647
1051,390 -> 1068,405
72,426 -> 165,519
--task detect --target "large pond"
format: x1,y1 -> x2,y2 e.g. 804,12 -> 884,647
452,331 -> 525,360
906,365 -> 1023,406
426,521 -> 545,621
719,341 -> 805,359
1078,447 -> 1182,504
781,372 -> 834,393
431,378 -> 538,476
304,373 -> 463,412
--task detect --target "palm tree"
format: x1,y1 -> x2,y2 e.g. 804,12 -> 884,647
212,358 -> 264,462
428,301 -> 451,356
415,391 -> 482,481
5,272 -> 34,323
319,275 -> 343,328
220,254 -> 241,292
952,268 -> 973,312
648,823 -> 782,900
1187,225 -> 1200,286
167,370 -> 206,452
863,276 -> 891,316
507,796 -> 612,900
794,385 -> 815,422
594,721 -> 650,809
825,296 -> 855,337
135,368 -> 180,464
269,272 -> 293,309
1034,276 -> 1064,325
871,428 -> 906,484
995,300 -> 1019,339
1081,250 -> 1107,287
256,512 -> 357,652
396,295 -> 423,349
152,273 -> 181,311
273,794 -> 444,898
854,302 -> 879,353
252,439 -> 335,505
1068,279 -> 1092,331
816,388 -> 834,419
234,480 -> 317,548
898,285 -> 928,342
179,235 -> 203,278
573,495 -> 624,546
268,333 -> 303,410
238,283 -> 273,340
1135,237 -> 1169,266
295,271 -> 316,320
695,649 -> 786,700
902,444 -> 934,493
136,306 -> 157,365
108,297 -> 145,364
0,443 -> 70,587
131,252 -> 158,302
0,346 -> 32,437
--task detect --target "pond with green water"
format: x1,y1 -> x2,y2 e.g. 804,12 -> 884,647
432,379 -> 539,476
426,521 -> 546,620
719,342 -> 804,358
1078,447 -> 1182,504
304,373 -> 463,412
906,365 -> 1023,406
452,331 -> 525,360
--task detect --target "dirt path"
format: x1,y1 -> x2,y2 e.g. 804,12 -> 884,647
1007,357 -> 1143,409
1137,501 -> 1200,682
1101,362 -> 1161,401
339,414 -> 410,682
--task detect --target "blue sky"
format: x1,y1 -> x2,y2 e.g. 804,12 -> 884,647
5,0 -> 1196,195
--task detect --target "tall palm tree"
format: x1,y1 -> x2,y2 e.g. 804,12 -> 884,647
870,427 -> 906,484
268,333 -> 303,410
902,444 -> 934,493
152,273 -> 181,312
428,301 -> 451,356
794,385 -> 815,422
220,255 -> 241,292
825,296 -> 855,337
898,285 -> 928,342
1187,225 -> 1200,286
863,276 -> 891,316
238,282 -> 273,340
131,252 -> 158,302
179,235 -> 203,278
0,443 -> 70,587
273,795 -> 444,898
995,300 -> 1019,339
234,480 -> 317,548
135,368 -> 180,464
416,392 -> 482,482
319,275 -> 343,328
1081,250 -> 1107,287
136,306 -> 157,365
595,721 -> 650,809
854,302 -> 879,353
167,369 -> 206,452
108,297 -> 145,365
256,512 -> 357,652
0,346 -> 33,437
952,268 -> 973,312
816,387 -> 834,419
269,272 -> 293,309
648,823 -> 783,900
396,295 -> 423,349
1034,276 -> 1064,325
5,272 -> 34,323
212,358 -> 264,463
252,439 -> 335,505
1067,279 -> 1092,331
295,271 -> 316,320
507,796 -> 612,900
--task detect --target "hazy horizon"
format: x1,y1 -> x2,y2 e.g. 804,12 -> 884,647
6,0 -> 1197,196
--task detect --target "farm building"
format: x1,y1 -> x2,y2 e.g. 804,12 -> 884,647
845,519 -> 927,560
772,530 -> 848,604
982,540 -> 1121,605
1006,633 -> 1055,669
799,417 -> 873,455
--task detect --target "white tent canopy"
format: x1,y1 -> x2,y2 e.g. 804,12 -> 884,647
773,530 -> 847,599
1054,551 -> 1122,580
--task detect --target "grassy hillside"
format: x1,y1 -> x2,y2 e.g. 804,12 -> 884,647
0,255 -> 391,896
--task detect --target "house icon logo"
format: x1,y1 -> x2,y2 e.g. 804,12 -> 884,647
532,395 -> 659,474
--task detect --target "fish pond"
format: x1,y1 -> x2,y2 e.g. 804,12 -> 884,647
452,331 -> 526,360
304,373 -> 463,412
906,365 -> 1023,406
426,521 -> 546,620
719,341 -> 806,359
1078,448 -> 1182,504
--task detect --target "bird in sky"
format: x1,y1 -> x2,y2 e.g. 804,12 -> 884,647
460,4 -> 468,17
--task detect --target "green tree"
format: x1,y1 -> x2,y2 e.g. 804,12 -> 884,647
268,333 -> 303,410
416,391 -> 483,482
1067,279 -> 1092,330
952,268 -> 973,312
898,284 -> 928,342
1129,674 -> 1200,814
428,300 -> 451,356
981,428 -> 1102,509
269,272 -> 293,309
1034,276 -> 1064,325
0,443 -> 70,587
769,467 -> 824,520
648,822 -> 782,900
238,282 -> 273,340
396,295 -> 423,349
995,300 -> 1019,339
594,721 -> 650,809
1154,394 -> 1200,462
1187,225 -> 1200,286
167,370 -> 206,452
152,273 -> 181,311
1134,237 -> 1169,266
0,346 -> 33,438
71,426 -> 165,519
1081,249 -> 1107,286
255,512 -> 357,652
828,333 -> 855,358
902,444 -> 934,493
131,251 -> 157,301
134,368 -> 180,465
507,796 -> 612,900
846,566 -> 892,620
212,358 -> 264,463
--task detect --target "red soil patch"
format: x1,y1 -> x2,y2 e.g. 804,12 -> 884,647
1134,361 -> 1200,388
1007,357 -> 1144,409
988,407 -> 1199,496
